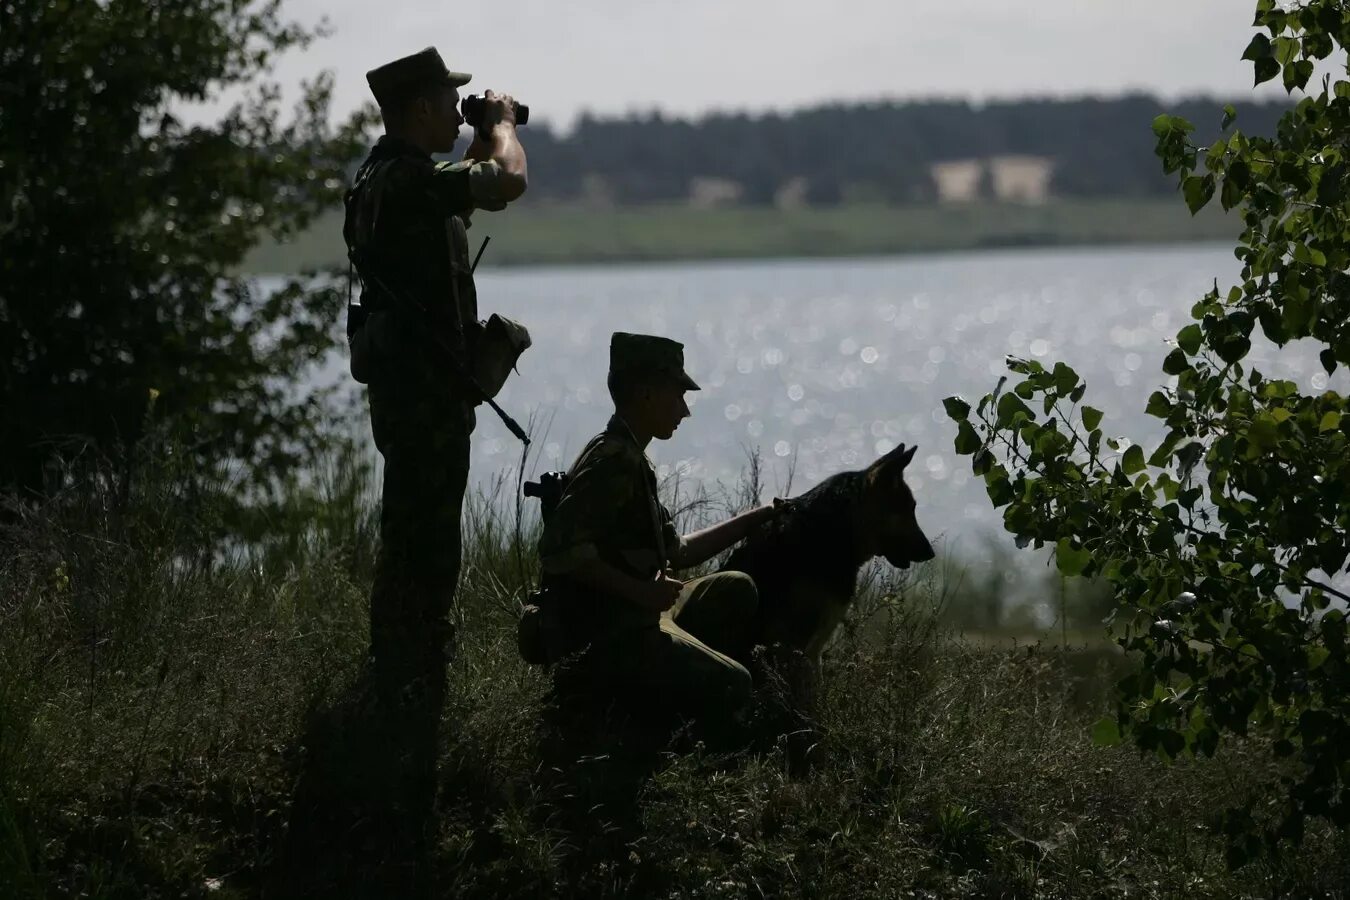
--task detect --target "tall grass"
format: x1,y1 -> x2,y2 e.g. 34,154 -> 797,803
1,441 -> 1347,898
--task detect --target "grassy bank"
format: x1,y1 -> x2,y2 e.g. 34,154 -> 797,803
244,198 -> 1239,273
2,445 -> 1347,898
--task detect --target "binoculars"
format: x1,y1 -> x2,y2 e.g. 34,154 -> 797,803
462,94 -> 530,128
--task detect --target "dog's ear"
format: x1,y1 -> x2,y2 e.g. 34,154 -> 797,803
898,444 -> 919,470
869,442 -> 918,479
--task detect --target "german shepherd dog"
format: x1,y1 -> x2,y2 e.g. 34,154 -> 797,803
722,443 -> 934,767
724,442 -> 935,661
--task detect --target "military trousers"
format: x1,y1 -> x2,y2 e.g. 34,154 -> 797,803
365,370 -> 475,833
551,571 -> 759,730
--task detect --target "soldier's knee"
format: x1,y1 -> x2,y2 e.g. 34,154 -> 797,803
721,570 -> 759,618
723,659 -> 753,710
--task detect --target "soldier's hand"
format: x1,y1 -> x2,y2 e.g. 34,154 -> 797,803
482,89 -> 518,129
635,573 -> 682,612
747,498 -> 792,530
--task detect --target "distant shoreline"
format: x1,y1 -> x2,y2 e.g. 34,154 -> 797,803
243,198 -> 1238,273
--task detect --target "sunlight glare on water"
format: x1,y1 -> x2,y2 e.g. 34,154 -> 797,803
312,243 -> 1346,553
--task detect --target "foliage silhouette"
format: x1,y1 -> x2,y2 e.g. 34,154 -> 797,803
947,0 -> 1350,864
0,0 -> 372,499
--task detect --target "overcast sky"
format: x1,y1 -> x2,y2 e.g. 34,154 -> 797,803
260,1 -> 1301,130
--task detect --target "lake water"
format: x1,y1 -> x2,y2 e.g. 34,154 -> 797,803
312,243 -> 1342,562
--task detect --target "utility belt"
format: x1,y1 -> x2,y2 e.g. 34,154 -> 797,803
347,271 -> 531,407
517,579 -> 659,667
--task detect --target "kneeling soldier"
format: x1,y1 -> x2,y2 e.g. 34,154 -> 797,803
537,332 -> 786,738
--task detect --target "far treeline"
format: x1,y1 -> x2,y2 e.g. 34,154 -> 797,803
516,94 -> 1290,206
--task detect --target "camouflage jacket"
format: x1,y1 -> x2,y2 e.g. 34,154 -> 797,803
538,415 -> 684,624
343,135 -> 508,365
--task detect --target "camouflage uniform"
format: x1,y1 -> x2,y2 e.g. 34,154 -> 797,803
343,49 -> 512,830
538,412 -> 757,727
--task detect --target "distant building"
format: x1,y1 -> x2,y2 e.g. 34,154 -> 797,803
577,173 -> 616,209
990,156 -> 1054,204
930,156 -> 1054,204
688,176 -> 744,209
774,176 -> 809,210
931,160 -> 985,204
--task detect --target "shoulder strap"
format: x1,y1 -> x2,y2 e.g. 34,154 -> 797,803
638,457 -> 668,569
565,432 -> 611,480
343,155 -> 385,257
444,214 -> 476,336
603,418 -> 670,568
343,155 -> 384,341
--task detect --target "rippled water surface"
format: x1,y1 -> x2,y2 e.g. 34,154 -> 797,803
326,243 -> 1340,552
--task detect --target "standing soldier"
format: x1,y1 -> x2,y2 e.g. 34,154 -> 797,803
343,46 -> 527,858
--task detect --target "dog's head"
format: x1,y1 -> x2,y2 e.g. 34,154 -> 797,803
859,443 -> 935,569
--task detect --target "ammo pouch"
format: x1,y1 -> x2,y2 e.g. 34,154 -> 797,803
348,306 -> 397,386
516,591 -> 550,666
348,304 -> 373,385
472,313 -> 531,400
348,307 -> 530,397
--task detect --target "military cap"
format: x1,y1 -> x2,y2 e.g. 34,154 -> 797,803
609,332 -> 701,391
366,47 -> 471,108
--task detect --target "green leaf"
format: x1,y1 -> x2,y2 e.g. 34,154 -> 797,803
1056,538 -> 1091,576
1293,243 -> 1327,267
1319,411 -> 1341,433
1146,391 -> 1172,418
1254,56 -> 1280,86
1273,35 -> 1300,65
1122,444 -> 1145,476
1149,431 -> 1183,467
1281,292 -> 1314,337
1241,33 -> 1272,61
1183,175 -> 1215,213
1221,104 -> 1237,130
954,421 -> 981,455
996,392 -> 1034,428
1221,169 -> 1247,210
1283,59 -> 1314,91
1215,333 -> 1252,365
1052,361 -> 1079,395
1163,348 -> 1191,375
1151,114 -> 1174,137
943,396 -> 971,421
1248,412 -> 1279,451
1157,473 -> 1179,501
1035,427 -> 1069,457
1090,717 -> 1122,747
1177,324 -> 1203,355
1081,406 -> 1103,432
985,472 -> 1015,507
